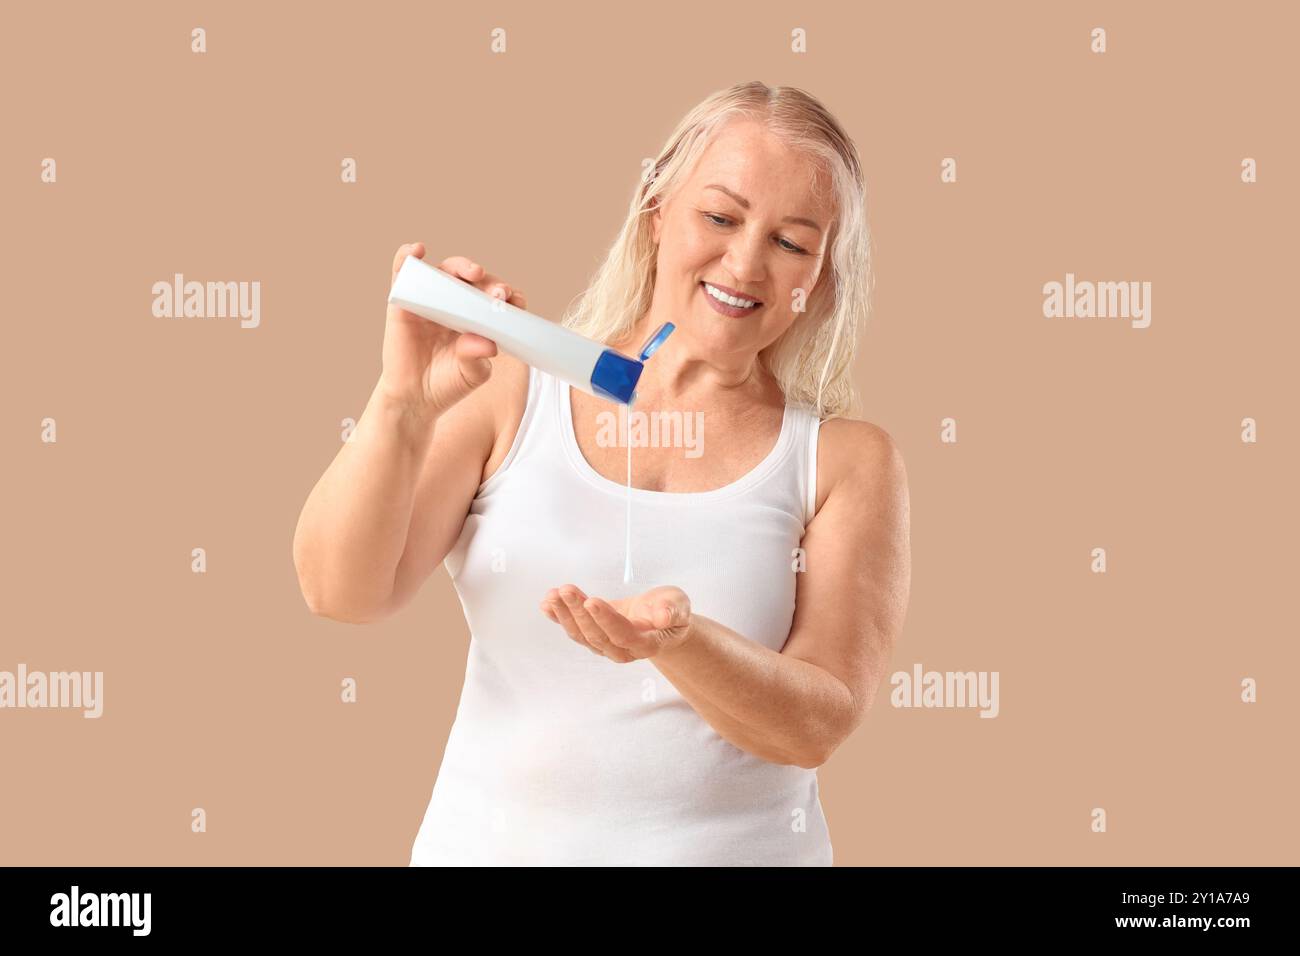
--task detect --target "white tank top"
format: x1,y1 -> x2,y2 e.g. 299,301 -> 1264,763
409,366 -> 832,866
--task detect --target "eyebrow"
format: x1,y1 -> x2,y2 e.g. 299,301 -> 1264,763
704,184 -> 823,233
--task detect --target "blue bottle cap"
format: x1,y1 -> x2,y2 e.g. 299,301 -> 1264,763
638,322 -> 675,362
590,349 -> 644,404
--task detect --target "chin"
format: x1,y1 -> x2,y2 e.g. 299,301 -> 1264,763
690,320 -> 759,353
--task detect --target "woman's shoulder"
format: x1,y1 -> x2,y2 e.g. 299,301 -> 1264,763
810,415 -> 907,519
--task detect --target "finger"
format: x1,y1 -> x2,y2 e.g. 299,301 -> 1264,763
538,598 -> 558,624
546,594 -> 600,655
445,344 -> 493,393
562,590 -> 612,649
454,332 -> 498,359
584,597 -> 647,649
439,256 -> 485,282
652,602 -> 675,629
556,587 -> 613,656
475,276 -> 512,303
538,589 -> 560,622
392,242 -> 426,280
649,587 -> 692,630
557,586 -> 595,640
507,291 -> 528,310
549,599 -> 586,644
539,595 -> 572,632
482,279 -> 513,301
562,590 -> 634,663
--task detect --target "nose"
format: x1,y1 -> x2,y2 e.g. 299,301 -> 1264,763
720,226 -> 767,287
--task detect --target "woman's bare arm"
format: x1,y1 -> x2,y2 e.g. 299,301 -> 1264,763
649,419 -> 911,766
544,418 -> 911,767
385,354 -> 530,616
292,244 -> 533,624
291,374 -> 498,624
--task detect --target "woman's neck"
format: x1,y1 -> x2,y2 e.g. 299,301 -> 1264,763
612,321 -> 780,412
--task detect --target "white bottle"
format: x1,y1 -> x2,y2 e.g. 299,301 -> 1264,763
388,254 -> 673,405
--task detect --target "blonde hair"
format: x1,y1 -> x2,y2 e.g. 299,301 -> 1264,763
559,80 -> 873,420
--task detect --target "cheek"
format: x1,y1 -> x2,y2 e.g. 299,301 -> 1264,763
675,223 -> 717,270
795,258 -> 823,290
773,263 -> 819,312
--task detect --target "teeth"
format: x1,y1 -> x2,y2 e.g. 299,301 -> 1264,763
704,283 -> 756,309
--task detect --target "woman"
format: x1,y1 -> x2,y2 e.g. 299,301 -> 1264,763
293,81 -> 911,866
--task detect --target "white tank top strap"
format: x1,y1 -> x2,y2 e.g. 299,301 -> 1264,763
804,411 -> 823,528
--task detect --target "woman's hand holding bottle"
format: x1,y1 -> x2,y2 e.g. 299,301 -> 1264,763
377,242 -> 529,419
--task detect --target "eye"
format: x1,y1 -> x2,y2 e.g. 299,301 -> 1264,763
703,212 -> 808,255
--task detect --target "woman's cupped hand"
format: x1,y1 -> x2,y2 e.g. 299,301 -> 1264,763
540,584 -> 693,662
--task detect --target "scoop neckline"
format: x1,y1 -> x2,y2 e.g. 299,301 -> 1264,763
558,375 -> 795,502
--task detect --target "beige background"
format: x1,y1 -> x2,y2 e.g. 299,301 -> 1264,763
2,1 -> 1296,865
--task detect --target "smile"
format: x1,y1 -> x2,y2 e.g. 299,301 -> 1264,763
700,281 -> 761,314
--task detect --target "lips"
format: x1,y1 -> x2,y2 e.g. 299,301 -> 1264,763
701,280 -> 762,306
700,281 -> 762,317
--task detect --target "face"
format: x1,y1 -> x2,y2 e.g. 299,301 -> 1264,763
649,118 -> 834,360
